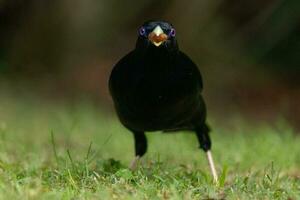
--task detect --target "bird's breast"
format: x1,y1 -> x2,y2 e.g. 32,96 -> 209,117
110,50 -> 203,131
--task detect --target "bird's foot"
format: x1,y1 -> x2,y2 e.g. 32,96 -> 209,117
129,155 -> 140,170
206,150 -> 218,184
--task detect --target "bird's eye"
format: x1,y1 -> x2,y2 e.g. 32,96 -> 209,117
169,28 -> 176,37
139,27 -> 146,36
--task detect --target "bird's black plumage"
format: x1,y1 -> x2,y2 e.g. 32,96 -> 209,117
109,21 -> 212,158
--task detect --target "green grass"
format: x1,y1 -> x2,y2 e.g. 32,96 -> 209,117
0,93 -> 300,199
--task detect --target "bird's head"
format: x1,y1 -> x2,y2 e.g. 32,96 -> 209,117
136,21 -> 178,51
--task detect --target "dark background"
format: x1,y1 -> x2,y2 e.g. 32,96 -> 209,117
0,0 -> 299,129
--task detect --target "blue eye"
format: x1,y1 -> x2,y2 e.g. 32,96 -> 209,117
139,27 -> 146,36
169,28 -> 176,37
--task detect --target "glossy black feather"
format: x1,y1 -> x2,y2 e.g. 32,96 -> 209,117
109,21 -> 211,156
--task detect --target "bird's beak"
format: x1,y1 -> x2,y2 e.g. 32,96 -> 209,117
148,25 -> 168,47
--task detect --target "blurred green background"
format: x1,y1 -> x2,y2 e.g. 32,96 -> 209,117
0,0 -> 299,129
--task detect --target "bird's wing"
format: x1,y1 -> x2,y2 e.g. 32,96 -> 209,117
177,51 -> 203,90
109,51 -> 135,97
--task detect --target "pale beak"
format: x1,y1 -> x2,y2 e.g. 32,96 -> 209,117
148,25 -> 168,47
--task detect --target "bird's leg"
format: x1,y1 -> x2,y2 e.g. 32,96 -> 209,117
206,150 -> 218,183
196,124 -> 218,184
129,131 -> 147,170
129,155 -> 140,170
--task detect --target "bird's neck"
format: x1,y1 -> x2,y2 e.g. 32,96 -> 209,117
136,46 -> 179,69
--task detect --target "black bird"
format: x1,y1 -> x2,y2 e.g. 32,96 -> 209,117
109,20 -> 218,182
